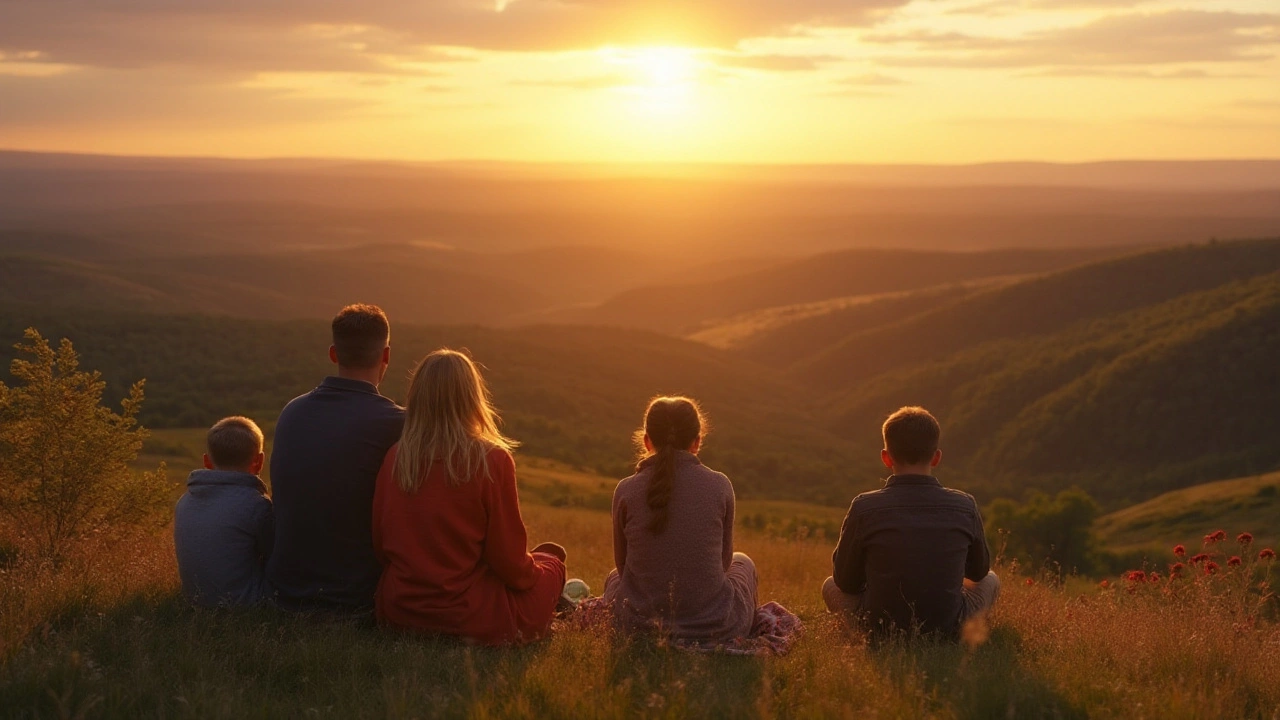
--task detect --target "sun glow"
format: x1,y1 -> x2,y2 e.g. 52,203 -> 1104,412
602,46 -> 701,117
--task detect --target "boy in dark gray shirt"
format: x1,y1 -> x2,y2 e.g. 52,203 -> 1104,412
174,417 -> 274,607
823,406 -> 999,638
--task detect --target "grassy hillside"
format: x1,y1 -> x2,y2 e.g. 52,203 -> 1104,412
3,491 -> 1277,718
1096,471 -> 1280,554
826,268 -> 1280,504
792,239 -> 1280,388
0,313 -> 880,505
547,247 -> 1124,334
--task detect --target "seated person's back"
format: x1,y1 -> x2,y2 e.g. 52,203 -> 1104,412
267,304 -> 404,611
372,349 -> 567,645
604,397 -> 758,642
174,417 -> 273,607
826,406 -> 998,638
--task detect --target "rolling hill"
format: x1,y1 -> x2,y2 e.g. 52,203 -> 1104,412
0,310 -> 880,505
0,238 -> 780,327
545,247 -> 1125,333
1095,471 -> 1280,554
794,240 -> 1280,505
791,238 -> 1280,391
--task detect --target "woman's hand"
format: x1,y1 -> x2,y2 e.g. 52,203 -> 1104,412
531,541 -> 568,562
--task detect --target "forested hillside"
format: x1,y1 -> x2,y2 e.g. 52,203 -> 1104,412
0,312 -> 879,504
712,238 -> 1280,506
791,239 -> 1280,390
549,247 -> 1124,333
4,237 -> 1279,510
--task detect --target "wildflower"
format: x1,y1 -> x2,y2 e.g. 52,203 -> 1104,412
1170,563 -> 1185,578
1190,553 -> 1209,565
1237,532 -> 1253,545
1099,579 -> 1110,589
1205,530 -> 1227,544
1025,578 -> 1035,586
1149,572 -> 1160,583
1260,548 -> 1276,561
1173,544 -> 1186,557
1228,556 -> 1242,567
1205,561 -> 1220,575
1125,570 -> 1146,583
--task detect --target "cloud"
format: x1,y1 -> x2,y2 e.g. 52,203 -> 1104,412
0,67 -> 374,129
0,0 -> 910,76
1026,67 -> 1256,78
508,73 -> 634,90
867,10 -> 1280,68
839,72 -> 908,85
713,53 -> 843,72
946,0 -> 1158,16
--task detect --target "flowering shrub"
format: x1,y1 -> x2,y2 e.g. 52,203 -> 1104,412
1113,529 -> 1276,624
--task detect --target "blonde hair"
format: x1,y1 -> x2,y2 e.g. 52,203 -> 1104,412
394,349 -> 516,491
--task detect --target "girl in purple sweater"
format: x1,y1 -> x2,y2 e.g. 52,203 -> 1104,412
602,397 -> 758,641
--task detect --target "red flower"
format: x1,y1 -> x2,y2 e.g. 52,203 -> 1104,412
1025,578 -> 1035,586
1204,530 -> 1227,544
1260,548 -> 1276,561
1149,572 -> 1161,583
1099,579 -> 1110,589
1237,533 -> 1253,545
1126,570 -> 1146,583
1173,544 -> 1186,557
1228,556 -> 1242,567
1205,562 -> 1220,575
1170,562 -> 1185,577
1190,553 -> 1209,565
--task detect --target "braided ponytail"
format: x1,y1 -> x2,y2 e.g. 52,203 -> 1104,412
635,396 -> 706,535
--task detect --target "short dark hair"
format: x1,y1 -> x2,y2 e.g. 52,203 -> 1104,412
882,406 -> 940,466
207,416 -> 264,470
332,304 -> 390,369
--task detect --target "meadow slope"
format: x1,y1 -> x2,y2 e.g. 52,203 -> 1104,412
2,471 -> 1277,719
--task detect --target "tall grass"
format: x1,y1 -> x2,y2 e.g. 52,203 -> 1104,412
2,504 -> 1277,718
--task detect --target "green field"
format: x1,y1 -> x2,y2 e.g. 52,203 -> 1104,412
1097,471 -> 1280,554
3,466 -> 1277,718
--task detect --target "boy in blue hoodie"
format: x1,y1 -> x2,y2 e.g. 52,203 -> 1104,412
174,416 -> 274,607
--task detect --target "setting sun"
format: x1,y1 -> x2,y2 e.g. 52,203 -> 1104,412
601,46 -> 701,117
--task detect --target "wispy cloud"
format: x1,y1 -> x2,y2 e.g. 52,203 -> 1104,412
868,10 -> 1280,69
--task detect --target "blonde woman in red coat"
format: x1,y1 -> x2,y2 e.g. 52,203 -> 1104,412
372,349 -> 566,645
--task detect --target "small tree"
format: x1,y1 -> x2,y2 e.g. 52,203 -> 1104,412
0,328 -> 168,561
986,488 -> 1100,575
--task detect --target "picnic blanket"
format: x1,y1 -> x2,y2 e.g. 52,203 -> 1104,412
570,598 -> 803,657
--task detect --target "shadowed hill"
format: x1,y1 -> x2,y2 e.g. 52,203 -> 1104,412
697,283 -> 988,361
825,266 -> 1280,505
550,247 -> 1125,334
0,311 -> 879,505
792,238 -> 1280,393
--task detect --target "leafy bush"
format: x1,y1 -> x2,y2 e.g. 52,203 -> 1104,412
0,329 -> 169,562
986,488 -> 1100,574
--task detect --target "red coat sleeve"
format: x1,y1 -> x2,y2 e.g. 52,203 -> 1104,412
371,444 -> 398,568
482,450 -> 540,591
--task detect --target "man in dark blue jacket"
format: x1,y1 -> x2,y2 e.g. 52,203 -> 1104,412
267,304 -> 405,613
823,406 -> 1000,638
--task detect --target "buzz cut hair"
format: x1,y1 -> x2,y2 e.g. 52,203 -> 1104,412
332,304 -> 390,369
882,406 -> 941,466
207,416 -> 265,471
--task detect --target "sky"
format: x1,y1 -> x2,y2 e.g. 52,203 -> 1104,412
0,0 -> 1277,164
